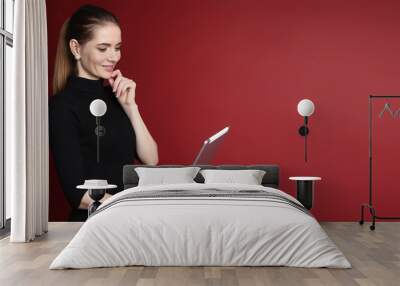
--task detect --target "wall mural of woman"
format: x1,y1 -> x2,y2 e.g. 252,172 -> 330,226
49,4 -> 158,221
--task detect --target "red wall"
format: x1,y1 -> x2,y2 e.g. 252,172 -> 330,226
46,0 -> 400,221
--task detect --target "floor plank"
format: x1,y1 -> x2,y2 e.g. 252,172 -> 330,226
0,222 -> 399,286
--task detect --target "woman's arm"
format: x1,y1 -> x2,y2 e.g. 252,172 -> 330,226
127,104 -> 158,165
49,97 -> 104,211
108,70 -> 159,165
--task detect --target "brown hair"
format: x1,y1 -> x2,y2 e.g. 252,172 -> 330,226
52,5 -> 120,94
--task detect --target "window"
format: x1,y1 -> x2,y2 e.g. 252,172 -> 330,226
5,43 -> 12,220
1,0 -> 14,231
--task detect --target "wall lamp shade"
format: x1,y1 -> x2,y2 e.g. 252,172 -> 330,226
90,99 -> 107,163
297,99 -> 315,117
297,99 -> 315,162
90,99 -> 107,117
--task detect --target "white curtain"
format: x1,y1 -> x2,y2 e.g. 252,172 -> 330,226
6,0 -> 49,242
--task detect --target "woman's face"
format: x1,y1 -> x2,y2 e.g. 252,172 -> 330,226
71,23 -> 121,80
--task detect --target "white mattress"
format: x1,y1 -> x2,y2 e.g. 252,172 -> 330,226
50,183 -> 351,269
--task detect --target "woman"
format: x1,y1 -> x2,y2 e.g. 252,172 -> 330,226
49,5 -> 158,221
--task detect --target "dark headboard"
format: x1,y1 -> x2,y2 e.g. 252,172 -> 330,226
123,165 -> 279,189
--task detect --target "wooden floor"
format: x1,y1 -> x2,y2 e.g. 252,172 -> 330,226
0,222 -> 399,286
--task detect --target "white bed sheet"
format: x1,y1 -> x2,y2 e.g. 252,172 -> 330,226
50,183 -> 351,269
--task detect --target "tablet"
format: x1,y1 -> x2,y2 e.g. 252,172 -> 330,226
193,126 -> 230,165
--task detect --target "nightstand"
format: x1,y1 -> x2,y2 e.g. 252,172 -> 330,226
289,176 -> 321,210
77,180 -> 117,216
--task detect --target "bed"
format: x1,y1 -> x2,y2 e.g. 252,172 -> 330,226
50,165 -> 351,269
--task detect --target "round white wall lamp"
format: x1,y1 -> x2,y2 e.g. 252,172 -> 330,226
297,99 -> 315,162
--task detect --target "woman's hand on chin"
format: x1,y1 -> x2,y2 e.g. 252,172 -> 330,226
108,69 -> 138,116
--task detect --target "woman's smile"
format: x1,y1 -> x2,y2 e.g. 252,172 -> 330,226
102,65 -> 114,72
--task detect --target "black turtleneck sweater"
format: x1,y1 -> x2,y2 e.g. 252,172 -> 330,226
49,76 -> 137,221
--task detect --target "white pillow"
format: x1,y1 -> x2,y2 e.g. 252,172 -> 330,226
135,167 -> 201,186
200,169 -> 266,185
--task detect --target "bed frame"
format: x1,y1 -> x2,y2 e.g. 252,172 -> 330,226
123,165 -> 279,189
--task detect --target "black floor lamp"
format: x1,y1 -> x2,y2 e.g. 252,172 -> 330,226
359,95 -> 400,230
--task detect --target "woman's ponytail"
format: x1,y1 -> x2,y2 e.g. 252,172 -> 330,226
53,18 -> 74,95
